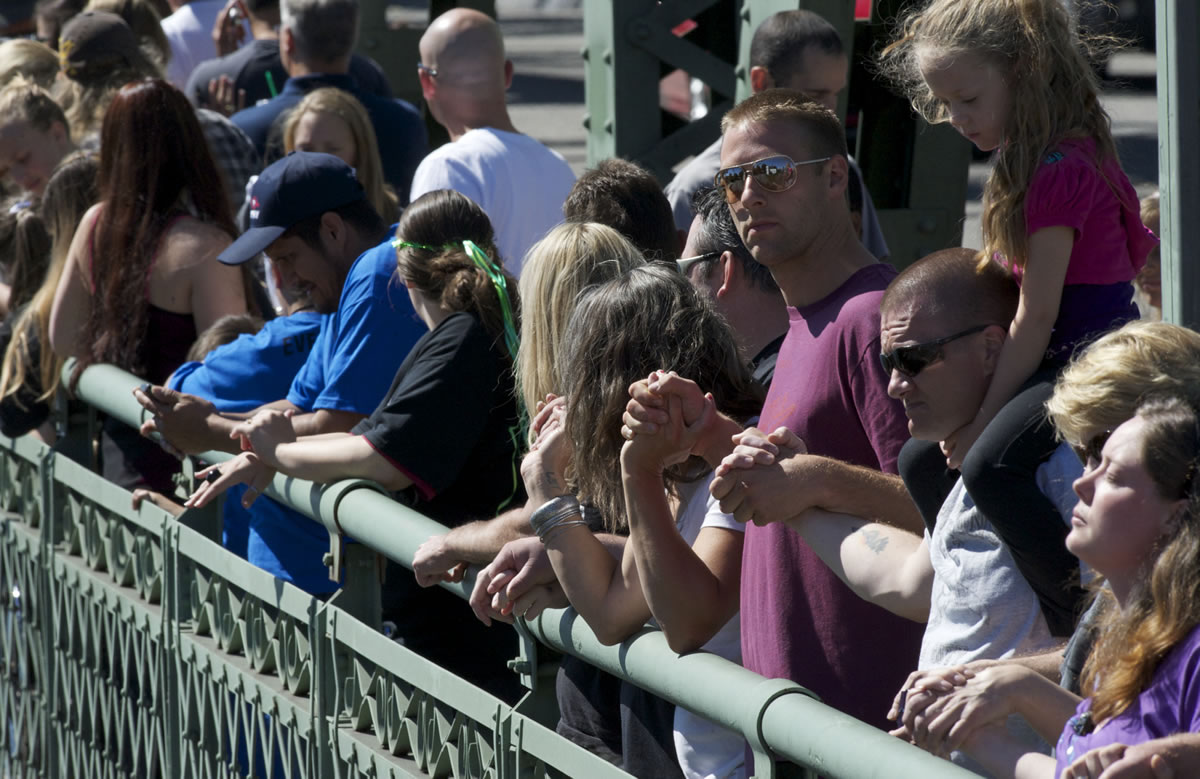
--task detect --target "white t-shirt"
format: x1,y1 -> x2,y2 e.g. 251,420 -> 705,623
162,0 -> 235,90
919,443 -> 1081,669
409,127 -> 576,276
669,474 -> 745,779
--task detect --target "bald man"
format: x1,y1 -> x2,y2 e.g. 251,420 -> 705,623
410,8 -> 576,275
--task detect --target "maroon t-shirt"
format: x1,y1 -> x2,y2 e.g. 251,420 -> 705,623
740,263 -> 924,730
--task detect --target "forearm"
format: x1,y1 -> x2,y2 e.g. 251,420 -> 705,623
291,408 -> 366,437
267,434 -> 409,491
812,460 -> 924,534
624,469 -> 739,652
1004,646 -> 1066,682
442,507 -> 531,564
545,525 -> 650,645
785,510 -> 930,622
694,413 -> 747,469
963,726 -> 1057,779
1005,667 -> 1081,744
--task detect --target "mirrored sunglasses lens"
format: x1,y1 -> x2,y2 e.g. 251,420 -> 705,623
717,168 -> 745,202
750,157 -> 796,192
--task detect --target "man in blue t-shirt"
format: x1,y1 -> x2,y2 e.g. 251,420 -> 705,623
137,152 -> 426,593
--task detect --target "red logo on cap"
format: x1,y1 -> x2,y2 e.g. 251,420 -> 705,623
251,196 -> 260,209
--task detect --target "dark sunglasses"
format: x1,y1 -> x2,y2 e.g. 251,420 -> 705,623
676,251 -> 721,276
1072,430 -> 1112,466
879,325 -> 989,378
713,154 -> 831,204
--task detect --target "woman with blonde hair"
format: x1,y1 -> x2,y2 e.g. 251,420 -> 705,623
282,87 -> 399,222
0,39 -> 60,88
0,152 -> 98,440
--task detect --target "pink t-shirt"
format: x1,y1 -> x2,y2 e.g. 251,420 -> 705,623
740,264 -> 924,731
1022,136 -> 1156,285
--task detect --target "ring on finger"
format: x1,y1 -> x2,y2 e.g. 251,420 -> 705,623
205,470 -> 221,484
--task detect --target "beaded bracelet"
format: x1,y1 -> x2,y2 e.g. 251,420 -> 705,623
529,495 -> 583,540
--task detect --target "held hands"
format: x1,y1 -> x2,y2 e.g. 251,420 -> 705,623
521,396 -> 571,507
185,451 -> 273,509
134,384 -> 217,455
888,662 -> 1022,758
621,371 -> 709,440
621,382 -> 715,474
709,426 -> 809,526
469,536 -> 564,626
1062,743 -> 1174,779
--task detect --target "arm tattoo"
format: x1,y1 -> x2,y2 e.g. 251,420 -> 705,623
857,526 -> 889,554
543,471 -> 562,492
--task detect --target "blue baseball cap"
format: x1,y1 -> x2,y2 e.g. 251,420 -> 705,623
218,151 -> 366,265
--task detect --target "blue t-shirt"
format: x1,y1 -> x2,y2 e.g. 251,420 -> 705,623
169,310 -> 324,558
250,231 -> 424,594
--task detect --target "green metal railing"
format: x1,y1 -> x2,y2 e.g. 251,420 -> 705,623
0,362 -> 975,778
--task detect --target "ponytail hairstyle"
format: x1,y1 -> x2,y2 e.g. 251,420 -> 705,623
560,264 -> 763,532
878,0 -> 1120,270
0,198 -> 52,313
393,189 -> 520,365
1081,396 -> 1200,723
0,151 -> 99,407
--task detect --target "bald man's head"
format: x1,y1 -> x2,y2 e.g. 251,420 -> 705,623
419,8 -> 508,95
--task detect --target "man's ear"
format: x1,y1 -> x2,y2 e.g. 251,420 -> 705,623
825,154 -> 849,200
749,66 -> 772,93
503,59 -> 514,90
981,324 -> 1007,373
319,210 -> 347,252
280,26 -> 295,68
715,250 -> 738,298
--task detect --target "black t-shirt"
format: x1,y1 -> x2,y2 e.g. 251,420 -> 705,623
351,310 -> 525,698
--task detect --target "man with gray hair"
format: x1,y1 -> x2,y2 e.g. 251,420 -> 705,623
231,0 -> 427,201
665,9 -> 889,260
410,7 -> 575,275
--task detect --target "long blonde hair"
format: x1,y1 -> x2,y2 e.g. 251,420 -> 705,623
282,87 -> 399,223
1079,397 -> 1200,723
515,222 -> 645,417
879,0 -> 1120,270
0,152 -> 99,406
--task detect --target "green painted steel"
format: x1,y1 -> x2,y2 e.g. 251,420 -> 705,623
1,362 -> 976,778
1155,0 -> 1200,329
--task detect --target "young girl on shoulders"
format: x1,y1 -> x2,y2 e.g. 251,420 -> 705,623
879,0 -> 1157,636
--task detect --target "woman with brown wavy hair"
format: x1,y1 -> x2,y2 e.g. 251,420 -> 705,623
49,78 -> 247,491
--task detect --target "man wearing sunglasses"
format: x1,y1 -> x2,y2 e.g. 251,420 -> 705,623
664,9 -> 888,261
702,88 -> 924,731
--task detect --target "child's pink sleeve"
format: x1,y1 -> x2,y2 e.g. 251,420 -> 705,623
1024,151 -> 1098,237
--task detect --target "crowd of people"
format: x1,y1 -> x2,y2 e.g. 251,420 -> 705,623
0,0 -> 1190,777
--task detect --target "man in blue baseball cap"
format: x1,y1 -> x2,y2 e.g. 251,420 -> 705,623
134,151 -> 426,595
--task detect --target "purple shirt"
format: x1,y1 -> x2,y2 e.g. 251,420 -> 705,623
740,263 -> 924,730
1055,623 -> 1200,776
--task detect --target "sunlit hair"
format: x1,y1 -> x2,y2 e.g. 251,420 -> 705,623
562,158 -> 677,263
1079,396 -> 1200,723
878,0 -> 1120,271
516,221 -> 645,418
0,78 -> 70,137
0,152 -> 98,407
0,40 -> 60,89
282,87 -> 399,222
186,313 -> 264,363
1047,321 -> 1200,448
394,190 -> 519,363
86,0 -> 171,69
74,80 -> 235,382
560,264 -> 763,531
721,87 -> 848,160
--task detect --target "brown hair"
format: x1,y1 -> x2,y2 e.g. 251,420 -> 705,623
0,79 -> 70,136
721,87 -> 849,160
880,247 -> 1019,330
75,80 -> 235,381
394,189 -> 520,363
563,158 -> 677,263
878,0 -> 1121,272
85,0 -> 171,69
561,264 -> 763,531
1080,396 -> 1200,722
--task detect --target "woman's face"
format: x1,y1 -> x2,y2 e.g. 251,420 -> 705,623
292,110 -> 357,168
1067,414 -> 1180,592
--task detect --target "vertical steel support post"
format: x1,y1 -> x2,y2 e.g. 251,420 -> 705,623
582,1 -> 660,169
1156,0 -> 1200,328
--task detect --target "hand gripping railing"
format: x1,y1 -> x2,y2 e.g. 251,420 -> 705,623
54,361 -> 976,779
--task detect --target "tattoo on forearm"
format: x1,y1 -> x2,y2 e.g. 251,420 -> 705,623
543,472 -> 561,492
857,526 -> 889,554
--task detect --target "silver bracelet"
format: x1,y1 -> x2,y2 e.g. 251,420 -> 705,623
529,495 -> 582,538
540,519 -> 589,545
